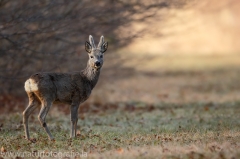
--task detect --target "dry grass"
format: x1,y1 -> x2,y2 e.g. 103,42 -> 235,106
92,53 -> 240,104
0,102 -> 240,158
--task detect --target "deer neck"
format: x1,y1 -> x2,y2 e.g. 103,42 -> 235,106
82,62 -> 101,89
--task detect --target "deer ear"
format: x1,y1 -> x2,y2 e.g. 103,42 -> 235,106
89,35 -> 96,48
101,42 -> 108,53
98,36 -> 105,48
85,41 -> 92,53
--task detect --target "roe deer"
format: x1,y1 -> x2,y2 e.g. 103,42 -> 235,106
23,35 -> 108,140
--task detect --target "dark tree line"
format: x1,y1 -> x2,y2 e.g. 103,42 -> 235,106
0,0 -> 187,95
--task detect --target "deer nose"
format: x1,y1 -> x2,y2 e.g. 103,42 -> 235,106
95,61 -> 101,67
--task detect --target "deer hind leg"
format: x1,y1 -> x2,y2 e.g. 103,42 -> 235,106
23,92 -> 40,140
38,100 -> 54,140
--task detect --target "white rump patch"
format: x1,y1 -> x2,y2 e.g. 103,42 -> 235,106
24,78 -> 38,92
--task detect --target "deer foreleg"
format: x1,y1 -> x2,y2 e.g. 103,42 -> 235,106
70,103 -> 79,138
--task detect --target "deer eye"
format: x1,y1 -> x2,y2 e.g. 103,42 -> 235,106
90,56 -> 93,58
100,55 -> 103,58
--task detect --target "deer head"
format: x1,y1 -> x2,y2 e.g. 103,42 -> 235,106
85,35 -> 108,70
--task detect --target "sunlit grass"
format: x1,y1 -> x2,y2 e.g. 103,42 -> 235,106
116,53 -> 240,72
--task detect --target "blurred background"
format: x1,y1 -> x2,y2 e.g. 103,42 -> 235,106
0,0 -> 240,113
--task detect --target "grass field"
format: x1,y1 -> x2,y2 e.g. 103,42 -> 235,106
0,101 -> 240,159
1,53 -> 240,159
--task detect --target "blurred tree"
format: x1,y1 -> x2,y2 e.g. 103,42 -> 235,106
0,0 -> 186,95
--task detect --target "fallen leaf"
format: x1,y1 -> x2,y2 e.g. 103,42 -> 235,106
204,106 -> 209,111
117,148 -> 124,154
30,138 -> 37,143
1,146 -> 6,152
